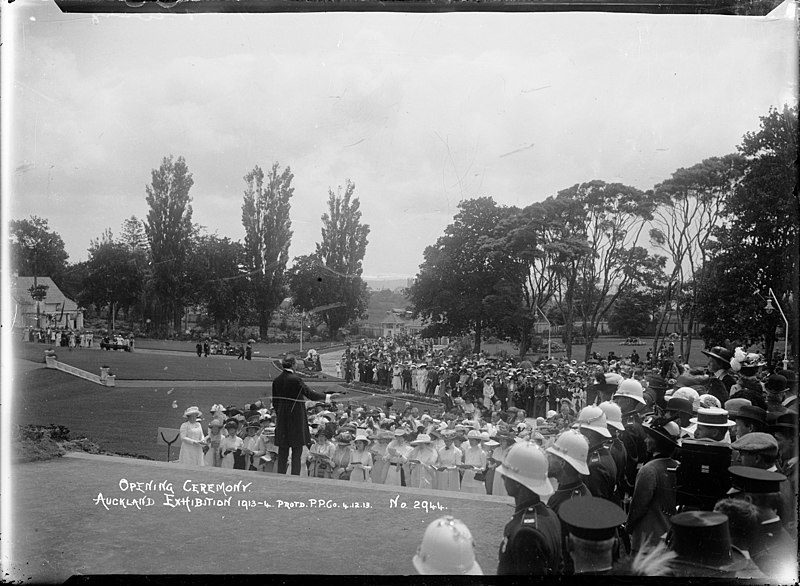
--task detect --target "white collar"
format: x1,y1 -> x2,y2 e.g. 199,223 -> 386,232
284,368 -> 295,373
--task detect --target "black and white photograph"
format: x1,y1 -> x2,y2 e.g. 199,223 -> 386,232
2,0 -> 797,580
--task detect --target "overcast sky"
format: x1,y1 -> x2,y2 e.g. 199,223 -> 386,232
7,2 -> 797,280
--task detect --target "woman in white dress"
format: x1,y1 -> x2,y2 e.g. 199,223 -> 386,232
407,434 -> 439,490
385,429 -> 412,486
330,433 -> 354,480
392,363 -> 403,390
203,419 -> 225,467
489,434 -> 515,497
178,406 -> 206,466
460,430 -> 487,494
435,432 -> 463,492
308,427 -> 335,478
369,430 -> 393,484
348,432 -> 373,482
219,421 -> 244,469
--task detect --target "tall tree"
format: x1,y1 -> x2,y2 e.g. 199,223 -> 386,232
408,197 -> 518,352
697,105 -> 798,367
555,181 -> 659,360
649,154 -> 745,362
503,198 -> 590,358
119,216 -> 150,253
144,155 -> 194,333
9,216 -> 69,279
311,180 -> 371,336
241,162 -> 294,338
79,235 -> 145,331
184,234 -> 251,337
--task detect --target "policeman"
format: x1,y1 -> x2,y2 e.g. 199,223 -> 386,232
412,516 -> 483,575
496,441 -> 561,575
545,429 -> 591,574
557,496 -> 628,575
599,401 -> 628,504
573,405 -> 619,505
613,380 -> 649,501
726,466 -> 796,580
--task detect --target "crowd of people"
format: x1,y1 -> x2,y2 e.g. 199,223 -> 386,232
175,342 -> 797,578
23,327 -> 98,348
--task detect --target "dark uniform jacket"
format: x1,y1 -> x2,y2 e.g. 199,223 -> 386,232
272,369 -> 327,448
584,444 -> 619,505
497,497 -> 561,575
547,480 -> 590,576
751,518 -> 796,578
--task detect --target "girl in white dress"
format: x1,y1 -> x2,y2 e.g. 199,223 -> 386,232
178,406 -> 206,466
348,433 -> 373,482
203,419 -> 224,467
435,432 -> 463,492
460,430 -> 487,494
219,421 -> 244,469
309,428 -> 335,478
407,434 -> 439,489
369,431 -> 392,484
489,435 -> 514,497
392,364 -> 403,390
385,429 -> 412,486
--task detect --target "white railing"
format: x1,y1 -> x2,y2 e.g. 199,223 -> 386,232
44,356 -> 116,387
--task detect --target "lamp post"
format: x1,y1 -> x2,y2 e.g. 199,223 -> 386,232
535,306 -> 551,361
764,288 -> 790,371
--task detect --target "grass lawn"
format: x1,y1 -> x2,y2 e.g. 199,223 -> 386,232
15,342 -> 284,381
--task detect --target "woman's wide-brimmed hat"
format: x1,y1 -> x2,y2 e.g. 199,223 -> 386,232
642,418 -> 680,447
183,406 -> 202,418
335,432 -> 353,445
701,346 -> 734,363
411,433 -> 433,445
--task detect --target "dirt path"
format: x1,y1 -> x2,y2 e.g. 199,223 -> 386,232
8,453 -> 510,581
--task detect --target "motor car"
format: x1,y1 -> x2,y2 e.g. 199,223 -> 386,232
100,335 -> 131,352
621,336 -> 644,346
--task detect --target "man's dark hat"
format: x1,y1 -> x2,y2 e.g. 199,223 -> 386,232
733,405 -> 767,427
223,406 -> 241,417
557,496 -> 627,541
728,465 -> 786,494
666,397 -> 693,416
769,410 -> 798,433
667,511 -> 748,572
646,374 -> 668,391
701,346 -> 733,364
765,374 -> 789,394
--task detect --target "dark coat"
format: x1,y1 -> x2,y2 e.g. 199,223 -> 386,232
497,498 -> 561,575
272,369 -> 327,448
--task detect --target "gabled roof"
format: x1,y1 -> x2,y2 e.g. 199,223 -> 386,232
10,276 -> 81,312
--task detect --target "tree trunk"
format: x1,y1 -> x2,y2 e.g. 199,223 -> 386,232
473,322 -> 482,354
259,309 -> 271,341
518,316 -> 532,359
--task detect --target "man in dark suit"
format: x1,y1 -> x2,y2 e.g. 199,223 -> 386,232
272,354 -> 340,475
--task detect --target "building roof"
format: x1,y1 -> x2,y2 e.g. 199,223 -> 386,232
10,276 -> 81,312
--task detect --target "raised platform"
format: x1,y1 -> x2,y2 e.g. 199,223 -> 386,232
7,453 -> 512,581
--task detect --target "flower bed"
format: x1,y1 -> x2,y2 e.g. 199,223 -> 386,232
12,424 -> 153,463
